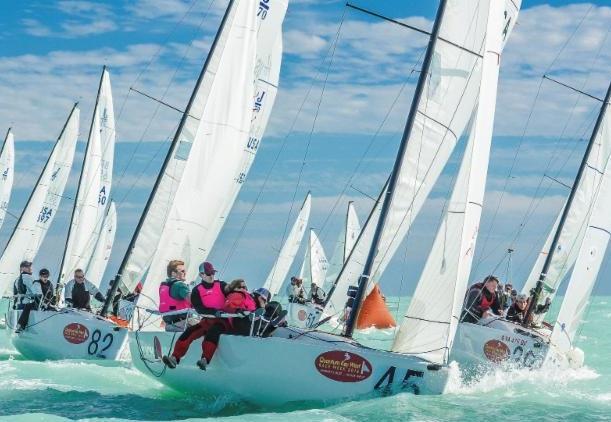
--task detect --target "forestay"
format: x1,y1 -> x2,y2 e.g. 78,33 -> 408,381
391,0 -> 520,364
0,105 -> 79,294
264,192 -> 311,296
299,229 -> 329,291
522,89 -> 611,311
550,94 -> 611,353
329,0 -> 494,317
87,201 -> 117,287
127,0 -> 287,307
59,69 -> 116,286
323,202 -> 360,293
0,129 -> 15,231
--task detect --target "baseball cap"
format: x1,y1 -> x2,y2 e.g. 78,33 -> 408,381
39,268 -> 50,276
199,261 -> 217,276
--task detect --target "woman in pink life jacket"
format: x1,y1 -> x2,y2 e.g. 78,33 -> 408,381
162,261 -> 228,369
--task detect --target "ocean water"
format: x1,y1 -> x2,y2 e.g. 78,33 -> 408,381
1,298 -> 611,421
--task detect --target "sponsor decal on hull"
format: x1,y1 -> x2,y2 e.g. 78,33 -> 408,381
63,323 -> 90,344
315,350 -> 372,382
297,309 -> 307,321
483,339 -> 510,363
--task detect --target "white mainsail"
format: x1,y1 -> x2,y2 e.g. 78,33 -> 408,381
0,129 -> 15,231
299,229 -> 328,291
0,105 -> 79,294
328,0 -> 499,318
391,0 -> 518,364
323,202 -> 360,292
59,68 -> 116,286
264,192 -> 311,296
87,201 -> 117,288
125,0 -> 287,309
549,94 -> 611,353
522,93 -> 611,311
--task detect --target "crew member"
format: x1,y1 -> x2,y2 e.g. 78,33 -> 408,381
309,282 -> 326,306
162,262 -> 227,368
461,275 -> 502,324
158,260 -> 192,328
506,293 -> 529,324
286,276 -> 306,304
33,268 -> 55,309
15,260 -> 42,332
64,269 -> 106,311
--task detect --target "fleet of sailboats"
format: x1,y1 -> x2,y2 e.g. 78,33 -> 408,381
0,0 -> 608,410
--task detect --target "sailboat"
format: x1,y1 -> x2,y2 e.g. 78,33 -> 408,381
263,192 -> 311,297
129,0 -> 514,405
9,67 -> 124,361
0,104 -> 79,315
0,129 -> 15,232
287,228 -> 329,328
451,81 -> 611,371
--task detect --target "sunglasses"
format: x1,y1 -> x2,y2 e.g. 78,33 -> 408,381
177,269 -> 186,274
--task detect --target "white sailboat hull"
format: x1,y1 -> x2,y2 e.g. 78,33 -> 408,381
6,309 -> 128,361
450,319 -> 571,373
129,327 -> 449,405
287,302 -> 322,329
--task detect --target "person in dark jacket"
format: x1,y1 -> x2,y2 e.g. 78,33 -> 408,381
33,268 -> 56,309
15,261 -> 42,332
64,269 -> 106,311
461,275 -> 503,324
506,293 -> 529,324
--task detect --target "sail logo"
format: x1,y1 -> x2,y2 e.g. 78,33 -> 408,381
99,186 -> 107,205
483,339 -> 510,363
257,0 -> 270,20
253,91 -> 266,113
315,350 -> 372,382
37,206 -> 53,223
63,323 -> 90,344
2,168 -> 7,180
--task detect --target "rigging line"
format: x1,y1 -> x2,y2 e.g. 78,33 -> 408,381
129,88 -> 199,119
473,4 -> 596,274
543,75 -> 604,103
113,0 -> 217,195
349,185 -> 376,202
345,3 -> 483,59
220,8 -> 350,272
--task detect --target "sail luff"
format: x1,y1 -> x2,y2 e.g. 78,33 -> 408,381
0,129 -> 15,231
344,0 -> 451,338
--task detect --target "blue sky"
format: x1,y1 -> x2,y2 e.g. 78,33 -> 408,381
0,0 -> 610,296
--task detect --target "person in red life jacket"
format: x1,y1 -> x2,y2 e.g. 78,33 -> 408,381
162,261 -> 227,368
197,287 -> 274,371
158,260 -> 192,329
461,275 -> 502,324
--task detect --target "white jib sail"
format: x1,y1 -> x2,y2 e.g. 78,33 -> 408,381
0,105 -> 79,294
264,192 -> 311,296
550,101 -> 611,353
86,201 -> 117,288
323,202 -> 360,293
391,0 -> 516,364
300,229 -> 328,291
59,69 -> 115,286
522,96 -> 611,309
0,129 -> 15,231
328,0 -> 514,318
130,0 -> 287,309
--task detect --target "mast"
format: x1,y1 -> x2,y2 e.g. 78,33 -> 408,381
525,82 -> 611,323
100,0 -> 236,317
58,67 -> 106,288
1,104 -> 78,252
343,0 -> 449,338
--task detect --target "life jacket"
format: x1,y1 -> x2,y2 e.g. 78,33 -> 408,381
223,291 -> 256,313
479,289 -> 495,311
34,280 -> 53,301
158,279 -> 191,313
196,281 -> 225,310
72,282 -> 91,309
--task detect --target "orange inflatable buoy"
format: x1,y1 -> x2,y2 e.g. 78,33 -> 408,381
356,284 -> 396,329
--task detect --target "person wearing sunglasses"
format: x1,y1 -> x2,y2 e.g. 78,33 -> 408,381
506,293 -> 529,324
158,259 -> 192,328
64,269 -> 106,311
